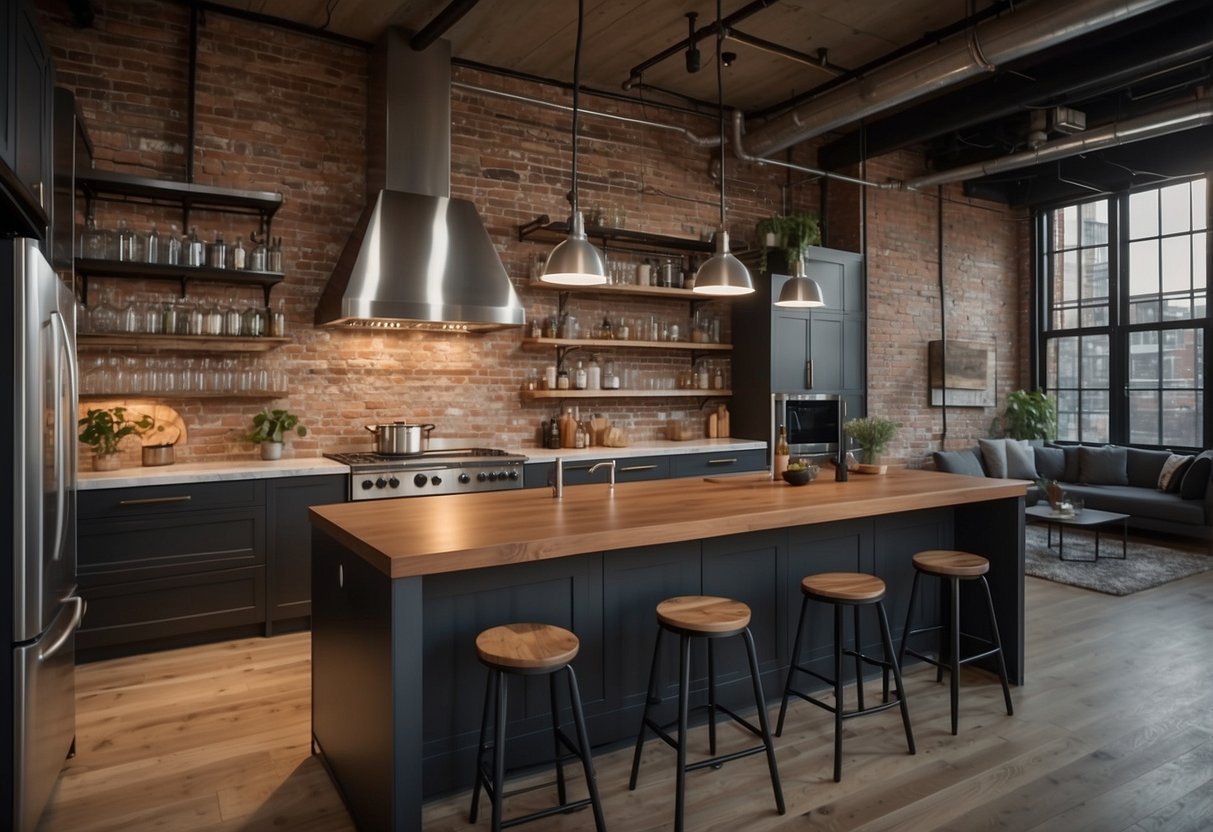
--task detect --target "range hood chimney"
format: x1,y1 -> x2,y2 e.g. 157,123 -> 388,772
315,30 -> 524,332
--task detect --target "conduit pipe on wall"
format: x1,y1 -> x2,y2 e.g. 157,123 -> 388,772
740,0 -> 1184,159
729,110 -> 896,189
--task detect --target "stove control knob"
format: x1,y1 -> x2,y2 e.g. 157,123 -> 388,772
477,472 -> 488,482
458,473 -> 470,484
508,470 -> 519,481
361,479 -> 374,491
413,473 -> 428,488
431,475 -> 442,486
487,471 -> 498,482
388,477 -> 400,488
375,477 -> 387,489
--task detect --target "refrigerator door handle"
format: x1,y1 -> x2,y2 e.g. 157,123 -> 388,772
49,309 -> 75,564
39,596 -> 84,662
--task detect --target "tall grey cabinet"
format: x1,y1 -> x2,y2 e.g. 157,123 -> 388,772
731,246 -> 866,454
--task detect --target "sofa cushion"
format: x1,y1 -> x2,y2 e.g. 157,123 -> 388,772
1157,454 -> 1194,492
933,448 -> 985,477
1078,445 -> 1128,485
1127,448 -> 1175,489
1180,451 -> 1213,500
978,438 -> 1008,478
1005,439 -> 1038,480
1054,444 -> 1081,482
1062,484 -> 1206,525
1034,446 -> 1065,481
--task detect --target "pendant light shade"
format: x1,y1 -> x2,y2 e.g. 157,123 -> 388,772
542,211 -> 607,286
694,231 -> 753,296
774,257 -> 825,307
693,0 -> 753,297
540,0 -> 606,286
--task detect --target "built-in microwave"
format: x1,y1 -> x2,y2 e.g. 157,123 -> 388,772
773,393 -> 843,456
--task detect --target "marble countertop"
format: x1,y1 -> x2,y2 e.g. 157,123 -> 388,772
77,438 -> 766,489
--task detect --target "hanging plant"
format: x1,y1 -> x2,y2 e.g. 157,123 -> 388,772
755,211 -> 821,273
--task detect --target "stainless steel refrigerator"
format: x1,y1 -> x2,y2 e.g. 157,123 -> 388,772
2,236 -> 82,831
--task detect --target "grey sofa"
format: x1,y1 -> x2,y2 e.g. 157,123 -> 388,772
933,442 -> 1213,548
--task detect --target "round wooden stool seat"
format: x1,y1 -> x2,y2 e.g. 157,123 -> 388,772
475,623 -> 580,672
911,550 -> 990,578
656,595 -> 751,634
802,572 -> 886,603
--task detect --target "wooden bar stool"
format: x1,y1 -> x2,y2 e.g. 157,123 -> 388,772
469,623 -> 606,832
628,595 -> 785,832
898,550 -> 1014,735
776,572 -> 915,782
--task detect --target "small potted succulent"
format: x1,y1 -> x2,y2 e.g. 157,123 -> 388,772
243,407 -> 307,460
78,406 -> 157,471
842,415 -> 898,472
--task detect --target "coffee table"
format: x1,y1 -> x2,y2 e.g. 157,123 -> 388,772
1024,505 -> 1129,562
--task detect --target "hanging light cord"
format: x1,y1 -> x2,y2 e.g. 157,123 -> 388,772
716,0 -> 726,226
570,0 -> 585,217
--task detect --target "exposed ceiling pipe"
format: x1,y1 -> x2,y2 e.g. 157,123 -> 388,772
729,110 -> 896,189
903,97 -> 1213,191
724,30 -> 846,77
741,0 -> 1185,159
410,0 -> 483,51
453,81 -> 722,147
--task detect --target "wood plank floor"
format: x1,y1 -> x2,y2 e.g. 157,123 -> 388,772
39,555 -> 1213,831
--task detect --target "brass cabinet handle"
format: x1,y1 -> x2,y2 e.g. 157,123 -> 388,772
805,359 -> 814,389
620,464 -> 657,472
707,458 -> 738,465
117,495 -> 193,506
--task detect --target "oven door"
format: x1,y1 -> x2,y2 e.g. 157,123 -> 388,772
775,394 -> 841,456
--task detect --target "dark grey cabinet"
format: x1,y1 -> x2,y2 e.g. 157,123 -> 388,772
523,449 -> 764,489
266,474 -> 345,630
0,0 -> 53,239
732,246 -> 866,451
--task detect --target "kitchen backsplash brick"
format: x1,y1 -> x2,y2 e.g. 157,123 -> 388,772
43,0 -> 1024,467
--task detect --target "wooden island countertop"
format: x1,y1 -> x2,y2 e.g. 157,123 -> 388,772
309,467 -> 1027,579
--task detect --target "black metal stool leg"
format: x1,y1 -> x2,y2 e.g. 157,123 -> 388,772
832,602 -> 844,783
937,578 -> 949,685
853,605 -> 865,712
629,628 -> 664,790
674,633 -> 692,832
491,669 -> 508,832
707,639 -> 717,756
469,668 -> 495,823
565,666 -> 607,832
979,575 -> 1014,716
549,672 -> 567,807
877,601 -> 915,755
776,593 -> 809,737
742,627 -> 786,815
949,576 -> 961,735
897,569 -> 922,675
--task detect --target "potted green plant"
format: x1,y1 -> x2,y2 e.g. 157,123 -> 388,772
78,406 -> 156,471
842,415 -> 898,471
755,210 -> 821,274
243,407 -> 307,460
999,389 -> 1056,441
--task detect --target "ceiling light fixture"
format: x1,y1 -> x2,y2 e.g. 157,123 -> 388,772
541,0 -> 607,286
774,256 -> 825,307
693,0 -> 753,297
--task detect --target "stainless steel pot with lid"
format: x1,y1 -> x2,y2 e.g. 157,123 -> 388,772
365,422 -> 435,455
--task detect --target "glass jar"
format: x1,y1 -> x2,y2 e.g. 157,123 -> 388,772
203,303 -> 224,336
187,227 -> 205,267
209,232 -> 227,269
116,219 -> 136,261
269,300 -> 287,337
230,235 -> 246,270
165,223 -> 182,265
144,224 -> 160,264
241,306 -> 265,337
250,237 -> 267,271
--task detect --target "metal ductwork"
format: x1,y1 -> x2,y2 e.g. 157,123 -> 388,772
739,0 -> 1185,160
902,97 -> 1213,191
315,30 -> 524,333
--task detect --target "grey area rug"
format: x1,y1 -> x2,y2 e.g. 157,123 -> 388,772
1024,523 -> 1213,596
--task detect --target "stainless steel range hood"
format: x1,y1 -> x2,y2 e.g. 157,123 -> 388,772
315,31 -> 524,332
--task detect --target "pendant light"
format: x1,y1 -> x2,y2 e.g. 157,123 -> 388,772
693,0 -> 753,297
541,0 -> 607,286
774,256 -> 825,307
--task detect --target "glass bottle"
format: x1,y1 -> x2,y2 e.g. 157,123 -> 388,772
231,235 -> 246,270
775,425 -> 790,478
241,305 -> 265,337
267,237 -> 283,272
574,420 -> 587,449
696,361 -> 709,390
145,223 -> 159,264
210,232 -> 227,269
81,217 -> 105,260
203,301 -> 224,336
116,219 -> 135,261
250,234 -> 268,271
270,299 -> 287,337
587,356 -> 601,390
714,365 -> 724,390
547,416 -> 561,450
187,227 -> 205,267
557,369 -> 570,390
165,223 -> 182,265
574,360 -> 587,390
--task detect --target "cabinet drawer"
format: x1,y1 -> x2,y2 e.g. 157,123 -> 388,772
79,508 -> 265,584
528,455 -> 671,487
77,565 -> 265,652
671,449 -> 766,478
78,479 -> 265,519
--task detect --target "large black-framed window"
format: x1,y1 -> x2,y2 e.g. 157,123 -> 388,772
1037,177 -> 1208,450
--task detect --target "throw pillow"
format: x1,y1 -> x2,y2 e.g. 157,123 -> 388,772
1157,454 -> 1194,492
1004,439 -> 1038,480
932,449 -> 985,477
1052,443 -> 1082,482
978,438 -> 1008,478
1077,445 -> 1129,485
1180,451 -> 1213,500
1127,448 -> 1175,489
1034,446 -> 1065,481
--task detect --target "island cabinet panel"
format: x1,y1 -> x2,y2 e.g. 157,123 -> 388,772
420,554 -> 605,796
266,474 -> 345,630
873,510 -> 954,646
670,448 -> 766,478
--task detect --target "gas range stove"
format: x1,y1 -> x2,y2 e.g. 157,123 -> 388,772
324,448 -> 528,500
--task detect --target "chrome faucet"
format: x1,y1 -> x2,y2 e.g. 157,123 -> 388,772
552,457 -> 563,498
588,460 -> 616,488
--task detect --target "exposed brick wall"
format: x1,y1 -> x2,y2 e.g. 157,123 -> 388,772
42,0 -> 1023,467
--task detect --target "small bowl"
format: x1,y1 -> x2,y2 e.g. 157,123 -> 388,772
782,467 -> 816,486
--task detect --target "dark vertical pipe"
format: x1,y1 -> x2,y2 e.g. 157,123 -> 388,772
938,186 -> 947,446
186,6 -> 198,183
